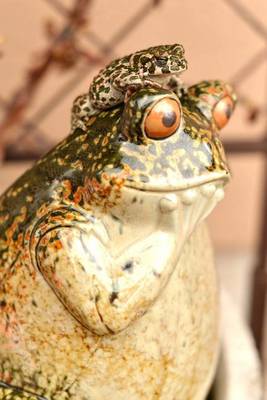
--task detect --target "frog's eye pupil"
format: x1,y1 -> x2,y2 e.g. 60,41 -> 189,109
213,95 -> 235,129
225,104 -> 232,119
144,97 -> 181,140
162,110 -> 177,127
155,57 -> 168,67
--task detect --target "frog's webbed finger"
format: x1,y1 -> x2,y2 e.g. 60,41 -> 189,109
34,224 -> 114,336
0,382 -> 42,400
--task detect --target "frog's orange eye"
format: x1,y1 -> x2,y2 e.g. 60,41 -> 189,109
213,95 -> 235,129
144,97 -> 181,140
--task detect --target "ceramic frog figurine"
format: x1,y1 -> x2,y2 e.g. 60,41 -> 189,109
71,44 -> 187,131
0,64 -> 236,399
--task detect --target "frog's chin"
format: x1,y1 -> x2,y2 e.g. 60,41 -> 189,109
148,72 -> 178,84
124,171 -> 229,237
171,178 -> 225,236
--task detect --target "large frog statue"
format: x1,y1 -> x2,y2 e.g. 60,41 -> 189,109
0,44 -> 236,399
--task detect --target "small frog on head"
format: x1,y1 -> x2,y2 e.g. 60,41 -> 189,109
71,44 -> 188,131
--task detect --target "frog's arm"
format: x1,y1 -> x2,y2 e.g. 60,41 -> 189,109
0,382 -> 43,399
31,208 -> 179,336
71,93 -> 95,132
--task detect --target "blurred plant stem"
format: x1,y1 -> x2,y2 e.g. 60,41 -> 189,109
0,0 -> 100,158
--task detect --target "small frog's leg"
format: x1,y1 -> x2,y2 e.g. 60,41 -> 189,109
112,67 -> 160,90
0,382 -> 43,399
71,93 -> 99,133
111,69 -> 142,92
112,70 -> 163,103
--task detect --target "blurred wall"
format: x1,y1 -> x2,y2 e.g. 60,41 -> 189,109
0,0 -> 266,252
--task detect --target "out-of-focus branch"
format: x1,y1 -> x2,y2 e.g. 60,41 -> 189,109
0,36 -> 3,58
234,91 -> 264,123
0,0 -> 100,153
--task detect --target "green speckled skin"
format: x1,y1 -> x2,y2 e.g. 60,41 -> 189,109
0,45 -> 236,399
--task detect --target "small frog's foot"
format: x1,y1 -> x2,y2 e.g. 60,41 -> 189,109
124,86 -> 141,103
124,81 -> 162,103
166,76 -> 187,98
143,80 -> 162,90
71,93 -> 100,132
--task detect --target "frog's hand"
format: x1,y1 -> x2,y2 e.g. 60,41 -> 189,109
0,382 -> 43,400
166,76 -> 187,97
31,209 -> 179,336
71,93 -> 99,132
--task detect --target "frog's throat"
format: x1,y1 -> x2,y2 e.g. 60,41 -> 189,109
147,72 -> 180,85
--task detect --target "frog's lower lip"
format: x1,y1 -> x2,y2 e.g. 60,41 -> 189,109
124,171 -> 230,193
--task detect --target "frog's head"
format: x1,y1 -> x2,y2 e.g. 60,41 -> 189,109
130,44 -> 187,77
80,79 -> 236,234
112,80 -> 236,190
79,80 -> 234,229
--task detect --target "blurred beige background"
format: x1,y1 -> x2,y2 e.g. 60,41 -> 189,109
0,0 -> 267,391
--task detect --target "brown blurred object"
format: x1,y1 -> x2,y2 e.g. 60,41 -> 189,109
237,93 -> 262,123
0,0 -> 101,157
0,37 -> 3,59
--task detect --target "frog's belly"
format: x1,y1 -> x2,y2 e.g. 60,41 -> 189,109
2,223 -> 218,400
77,223 -> 219,400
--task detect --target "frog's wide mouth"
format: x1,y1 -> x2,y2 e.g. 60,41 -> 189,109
123,170 -> 230,193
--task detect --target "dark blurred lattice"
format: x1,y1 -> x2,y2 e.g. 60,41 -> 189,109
0,0 -> 163,160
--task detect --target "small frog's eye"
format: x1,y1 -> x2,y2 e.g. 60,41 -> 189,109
155,57 -> 168,67
144,97 -> 181,140
213,95 -> 235,129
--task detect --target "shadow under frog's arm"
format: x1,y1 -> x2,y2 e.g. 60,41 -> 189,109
111,68 -> 161,93
31,208 -> 179,336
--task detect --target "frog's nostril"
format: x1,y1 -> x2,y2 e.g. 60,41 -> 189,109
155,57 -> 168,67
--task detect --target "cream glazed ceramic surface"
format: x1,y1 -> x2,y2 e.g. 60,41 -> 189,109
0,45 -> 236,399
